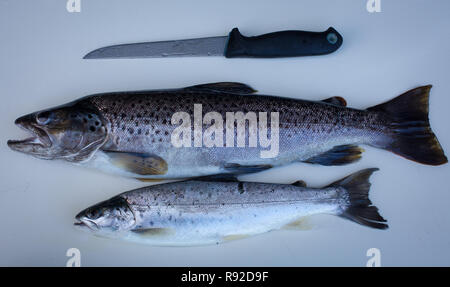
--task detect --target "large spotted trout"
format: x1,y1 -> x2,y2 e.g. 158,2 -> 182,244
8,82 -> 447,179
74,168 -> 387,246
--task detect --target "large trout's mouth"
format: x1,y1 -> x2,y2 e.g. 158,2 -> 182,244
7,118 -> 52,152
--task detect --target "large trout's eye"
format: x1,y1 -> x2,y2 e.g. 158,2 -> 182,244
36,111 -> 52,125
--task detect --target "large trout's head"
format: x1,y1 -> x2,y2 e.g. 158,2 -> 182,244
8,102 -> 108,162
75,197 -> 136,233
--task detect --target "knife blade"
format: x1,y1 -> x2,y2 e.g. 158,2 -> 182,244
83,27 -> 343,59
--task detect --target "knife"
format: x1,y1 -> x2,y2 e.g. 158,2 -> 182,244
83,27 -> 343,59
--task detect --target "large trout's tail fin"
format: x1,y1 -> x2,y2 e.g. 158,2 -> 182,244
331,168 -> 388,230
368,85 -> 447,166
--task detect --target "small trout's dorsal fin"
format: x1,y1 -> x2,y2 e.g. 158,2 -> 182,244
321,96 -> 347,107
104,151 -> 168,175
292,180 -> 307,187
304,145 -> 364,166
185,82 -> 257,94
194,173 -> 241,182
223,163 -> 273,174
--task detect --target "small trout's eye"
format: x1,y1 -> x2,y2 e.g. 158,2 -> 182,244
36,111 -> 52,125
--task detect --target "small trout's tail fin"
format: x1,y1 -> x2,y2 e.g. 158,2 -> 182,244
369,85 -> 447,166
331,168 -> 388,230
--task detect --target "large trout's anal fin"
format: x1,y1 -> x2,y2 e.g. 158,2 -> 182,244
185,82 -> 257,94
304,145 -> 364,166
330,168 -> 388,230
223,163 -> 273,174
368,85 -> 447,166
321,96 -> 347,107
104,151 -> 168,175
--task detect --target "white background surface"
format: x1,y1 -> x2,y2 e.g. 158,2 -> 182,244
0,0 -> 449,266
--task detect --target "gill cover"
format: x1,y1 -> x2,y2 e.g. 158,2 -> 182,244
8,100 -> 108,162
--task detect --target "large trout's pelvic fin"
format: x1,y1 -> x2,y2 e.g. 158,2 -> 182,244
184,82 -> 257,94
368,85 -> 447,166
330,168 -> 388,230
304,145 -> 364,166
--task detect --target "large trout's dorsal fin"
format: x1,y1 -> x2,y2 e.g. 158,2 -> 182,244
304,145 -> 364,166
321,96 -> 347,107
104,151 -> 168,175
184,82 -> 257,94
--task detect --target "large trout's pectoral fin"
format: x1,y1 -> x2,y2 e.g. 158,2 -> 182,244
104,151 -> 168,175
304,145 -> 364,166
185,82 -> 257,94
223,163 -> 273,174
321,96 -> 347,107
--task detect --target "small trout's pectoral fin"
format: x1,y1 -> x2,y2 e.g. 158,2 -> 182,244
185,82 -> 257,94
321,96 -> 347,107
130,228 -> 174,237
223,163 -> 273,175
104,151 -> 168,175
292,180 -> 307,187
281,216 -> 313,231
222,234 -> 250,242
304,145 -> 364,166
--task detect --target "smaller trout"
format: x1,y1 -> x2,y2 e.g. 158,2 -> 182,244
75,168 -> 387,246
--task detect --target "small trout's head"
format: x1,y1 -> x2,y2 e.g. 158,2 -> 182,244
75,197 -> 136,233
8,102 -> 108,162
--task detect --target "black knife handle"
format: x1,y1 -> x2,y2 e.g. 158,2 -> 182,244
224,27 -> 343,58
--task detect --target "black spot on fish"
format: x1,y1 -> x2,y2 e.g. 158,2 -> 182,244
89,126 -> 95,132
